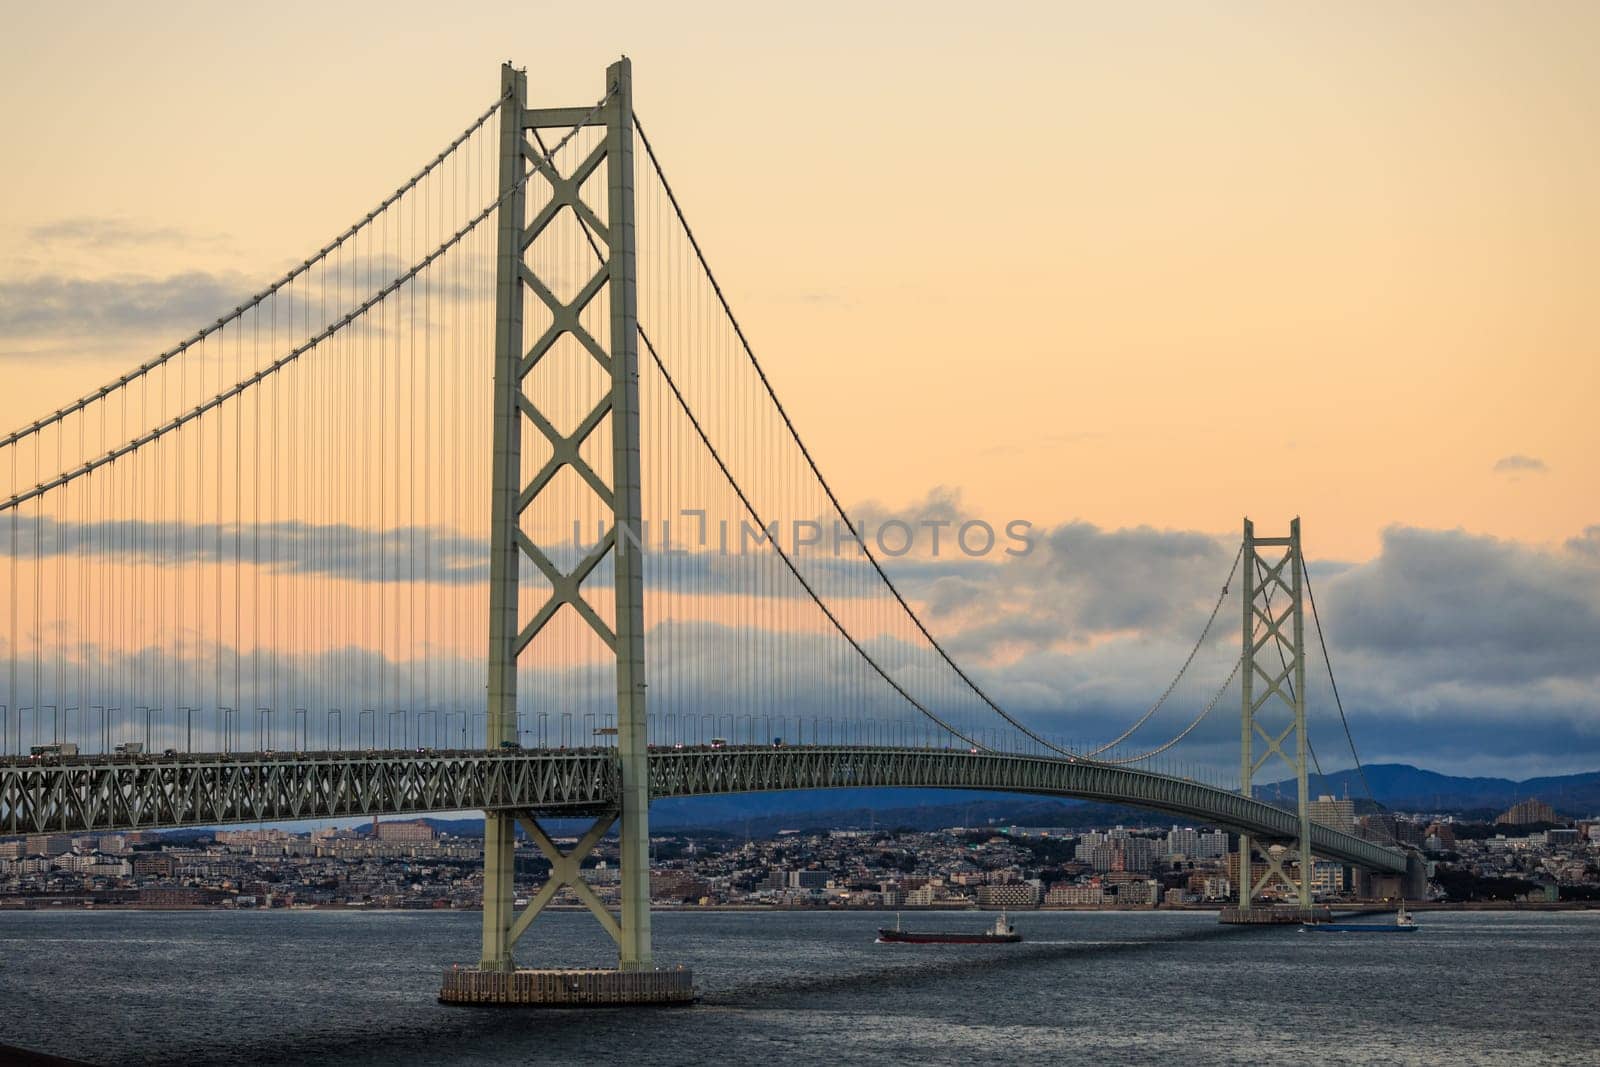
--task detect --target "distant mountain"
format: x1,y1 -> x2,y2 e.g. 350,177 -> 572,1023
384,791 -> 1174,840
1258,763 -> 1600,816
650,791 -> 1174,836
357,766 -> 1600,839
149,763 -> 1600,841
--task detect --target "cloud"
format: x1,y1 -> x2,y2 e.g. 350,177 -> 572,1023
0,517 -> 489,585
25,217 -> 227,249
0,258 -> 484,345
1492,454 -> 1548,474
1567,526 -> 1600,561
0,271 -> 257,337
3,504 -> 1597,776
860,517 -> 1600,776
1307,525 -> 1600,706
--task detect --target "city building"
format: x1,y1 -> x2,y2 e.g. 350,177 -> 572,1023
132,853 -> 177,878
1165,827 -> 1200,858
1311,860 -> 1348,894
1044,882 -> 1104,906
1085,837 -> 1156,873
25,835 -> 71,857
1307,794 -> 1357,834
1497,799 -> 1557,826
374,820 -> 436,844
976,882 -> 1040,907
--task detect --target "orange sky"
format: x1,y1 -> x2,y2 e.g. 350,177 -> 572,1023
2,1 -> 1596,560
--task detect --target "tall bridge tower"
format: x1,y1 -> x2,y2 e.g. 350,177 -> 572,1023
1236,518 -> 1313,912
451,56 -> 692,1006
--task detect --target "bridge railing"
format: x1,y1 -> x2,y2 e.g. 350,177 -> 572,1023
0,742 -> 1406,876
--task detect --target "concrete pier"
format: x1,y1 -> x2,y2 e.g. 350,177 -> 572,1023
1219,906 -> 1332,925
439,967 -> 695,1007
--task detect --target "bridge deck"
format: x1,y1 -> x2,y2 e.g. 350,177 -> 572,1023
0,746 -> 1406,873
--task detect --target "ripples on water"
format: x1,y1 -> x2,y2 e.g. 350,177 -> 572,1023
4,909 -> 1597,1065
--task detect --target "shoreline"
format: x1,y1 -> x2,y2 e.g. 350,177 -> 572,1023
2,900 -> 1595,914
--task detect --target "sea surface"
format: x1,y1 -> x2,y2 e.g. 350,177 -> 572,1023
4,908 -> 1596,1065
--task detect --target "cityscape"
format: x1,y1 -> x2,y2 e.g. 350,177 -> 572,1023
3,3 -> 1597,1065
7,793 -> 1598,914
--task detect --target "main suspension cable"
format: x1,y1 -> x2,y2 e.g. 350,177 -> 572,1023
1081,543 -> 1243,756
1097,655 -> 1242,765
635,113 -> 1085,756
1,91 -> 612,513
0,91 -> 512,451
638,324 -> 985,752
525,123 -> 989,751
1304,559 -> 1398,845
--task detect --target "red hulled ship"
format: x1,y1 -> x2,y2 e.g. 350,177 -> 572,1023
876,913 -> 1022,944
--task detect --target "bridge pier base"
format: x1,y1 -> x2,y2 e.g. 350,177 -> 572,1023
1219,905 -> 1331,925
439,966 -> 695,1007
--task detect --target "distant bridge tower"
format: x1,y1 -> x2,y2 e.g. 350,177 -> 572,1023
1237,518 -> 1313,911
458,56 -> 691,1005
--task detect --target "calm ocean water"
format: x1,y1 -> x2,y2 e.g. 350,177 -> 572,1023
4,908 -> 1596,1065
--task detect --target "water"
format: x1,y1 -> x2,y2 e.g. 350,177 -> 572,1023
4,909 -> 1596,1065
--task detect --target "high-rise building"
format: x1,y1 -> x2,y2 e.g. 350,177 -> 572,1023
375,820 -> 436,843
1165,827 -> 1200,858
1496,799 -> 1557,826
1125,838 -> 1157,872
25,834 -> 71,857
1087,838 -> 1155,873
1307,794 -> 1357,834
1198,831 -> 1229,858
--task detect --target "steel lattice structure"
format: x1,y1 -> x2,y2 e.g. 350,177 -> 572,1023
0,746 -> 1407,875
1238,518 -> 1315,909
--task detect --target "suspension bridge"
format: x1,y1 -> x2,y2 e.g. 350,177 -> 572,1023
1,59 -> 1413,1005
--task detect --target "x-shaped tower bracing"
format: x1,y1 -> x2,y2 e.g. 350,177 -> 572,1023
1238,518 -> 1314,910
481,57 -> 651,973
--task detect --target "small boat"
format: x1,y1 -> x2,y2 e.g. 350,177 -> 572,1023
1302,905 -> 1419,933
877,912 -> 1022,945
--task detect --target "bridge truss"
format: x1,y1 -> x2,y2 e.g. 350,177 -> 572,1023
0,746 -> 1406,875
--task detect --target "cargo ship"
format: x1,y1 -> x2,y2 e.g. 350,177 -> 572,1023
1302,906 -> 1418,934
876,913 -> 1022,945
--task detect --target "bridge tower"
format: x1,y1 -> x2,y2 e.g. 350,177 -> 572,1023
1237,518 -> 1314,913
447,57 -> 691,1006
